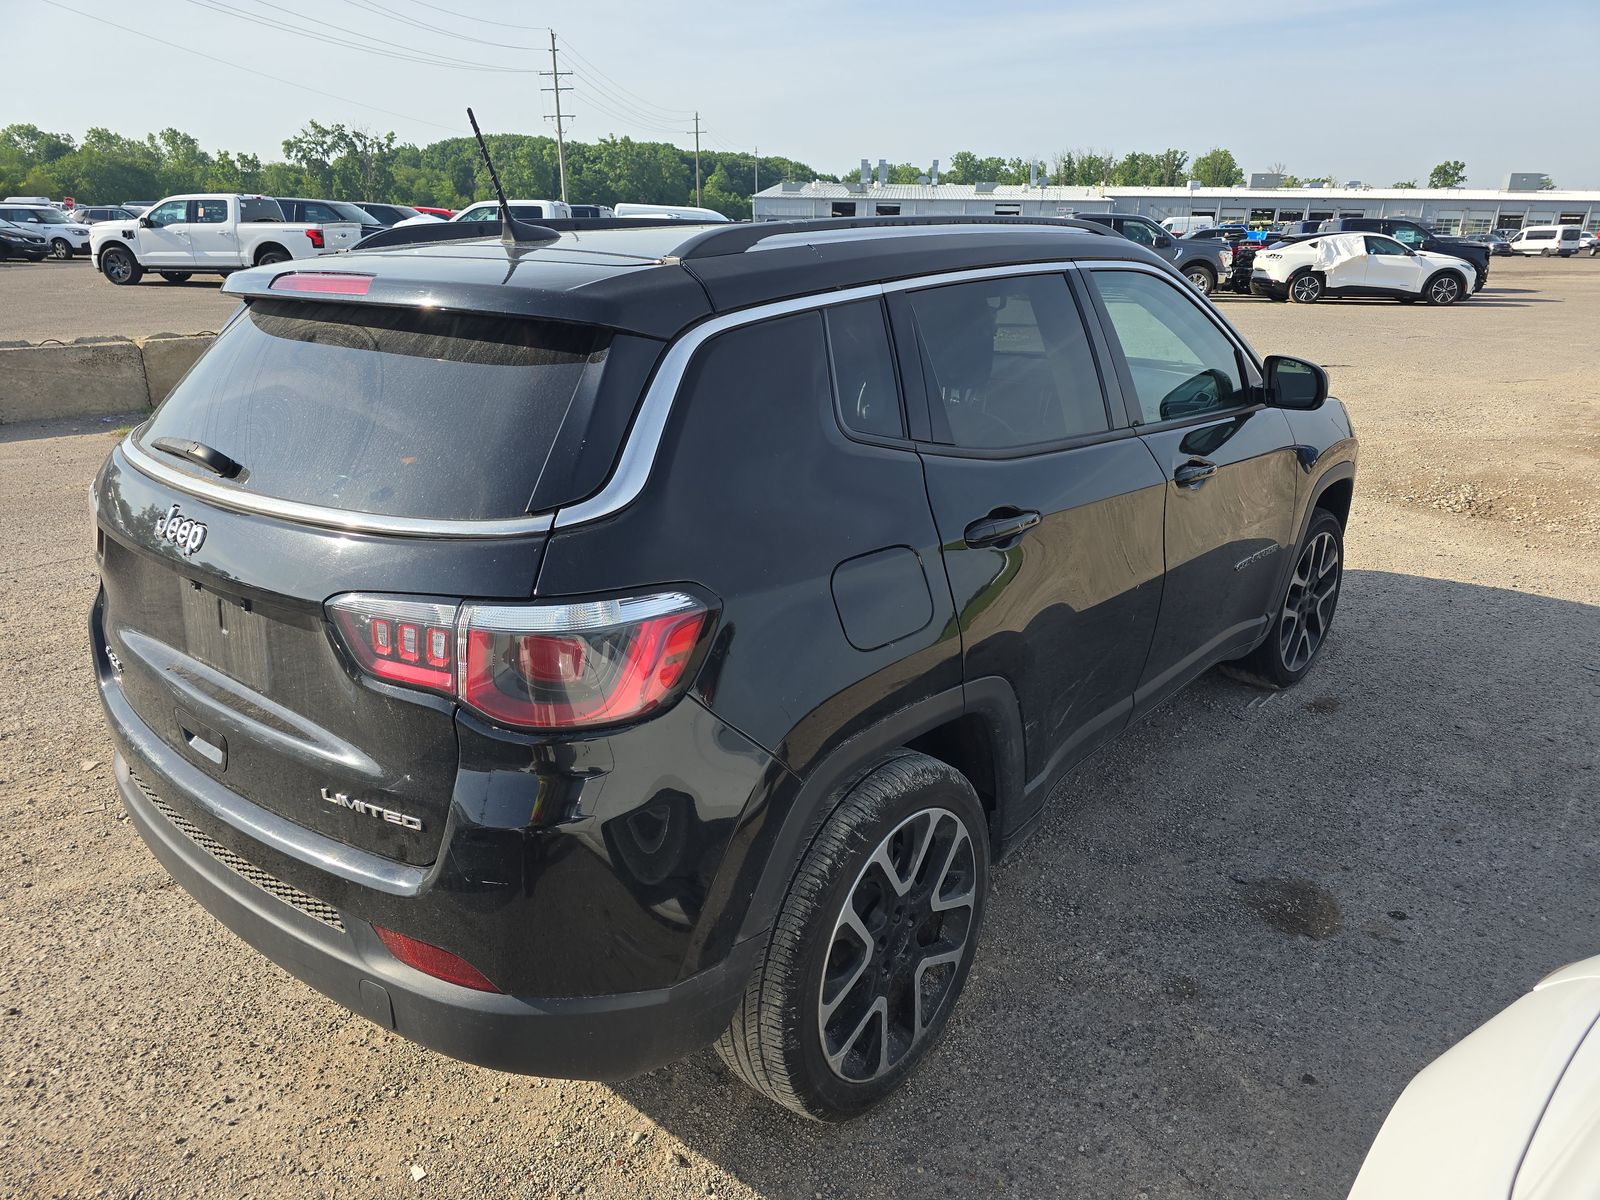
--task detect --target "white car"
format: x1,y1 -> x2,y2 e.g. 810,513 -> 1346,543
89,194 -> 362,285
613,202 -> 730,222
1349,956 -> 1600,1199
1251,232 -> 1476,306
449,199 -> 572,224
0,202 -> 91,259
1505,225 -> 1583,257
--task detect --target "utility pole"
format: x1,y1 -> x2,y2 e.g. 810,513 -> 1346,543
541,31 -> 573,203
690,112 -> 702,206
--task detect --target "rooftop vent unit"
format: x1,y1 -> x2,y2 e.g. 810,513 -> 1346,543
930,159 -> 940,186
859,159 -> 871,186
1504,172 -> 1547,191
781,181 -> 803,193
1249,173 -> 1285,190
876,159 -> 888,187
976,181 -> 998,193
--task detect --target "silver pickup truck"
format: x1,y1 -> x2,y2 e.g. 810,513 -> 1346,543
1075,212 -> 1233,296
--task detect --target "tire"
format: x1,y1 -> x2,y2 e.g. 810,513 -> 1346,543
1222,508 -> 1343,689
50,238 -> 73,260
99,245 -> 142,286
1183,264 -> 1216,296
158,271 -> 192,283
716,750 -> 990,1121
1424,271 -> 1464,306
255,246 -> 289,266
1541,248 -> 1555,257
1287,271 -> 1323,303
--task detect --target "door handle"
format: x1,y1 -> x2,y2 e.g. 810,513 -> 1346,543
1174,459 -> 1217,488
963,509 -> 1041,548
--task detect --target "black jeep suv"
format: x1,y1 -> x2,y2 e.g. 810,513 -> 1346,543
91,215 -> 1357,1121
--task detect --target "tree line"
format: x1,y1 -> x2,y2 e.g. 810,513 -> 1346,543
0,122 -> 819,220
2,123 -> 1515,216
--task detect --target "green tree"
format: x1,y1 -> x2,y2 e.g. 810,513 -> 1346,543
1192,147 -> 1244,187
1538,175 -> 1556,190
1428,160 -> 1467,188
1392,180 -> 1418,189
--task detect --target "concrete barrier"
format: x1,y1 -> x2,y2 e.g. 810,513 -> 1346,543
0,333 -> 214,424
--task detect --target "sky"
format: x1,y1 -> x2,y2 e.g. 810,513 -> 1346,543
5,0 -> 1599,190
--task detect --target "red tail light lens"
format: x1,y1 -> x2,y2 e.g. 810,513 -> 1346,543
304,228 -> 325,249
325,590 -> 713,731
373,926 -> 499,992
328,595 -> 456,693
461,593 -> 711,730
271,271 -> 371,294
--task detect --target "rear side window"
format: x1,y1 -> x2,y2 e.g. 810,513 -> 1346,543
193,199 -> 228,223
239,198 -> 283,222
825,300 -> 903,439
138,300 -> 608,521
907,274 -> 1108,451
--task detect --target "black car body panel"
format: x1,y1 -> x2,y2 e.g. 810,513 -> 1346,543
91,216 -> 1357,1080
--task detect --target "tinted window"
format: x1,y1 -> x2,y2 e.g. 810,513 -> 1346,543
1365,235 -> 1408,256
300,201 -> 342,223
1117,219 -> 1158,247
908,274 -> 1108,450
139,300 -> 608,520
1390,225 -> 1424,246
825,300 -> 902,439
192,198 -> 228,223
240,197 -> 283,222
1091,269 -> 1245,424
146,200 -> 187,227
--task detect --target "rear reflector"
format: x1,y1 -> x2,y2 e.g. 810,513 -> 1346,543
325,590 -> 713,732
271,272 -> 372,294
373,926 -> 500,992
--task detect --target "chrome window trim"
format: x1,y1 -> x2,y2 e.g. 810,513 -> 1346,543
119,438 -> 555,539
553,259 -> 1104,530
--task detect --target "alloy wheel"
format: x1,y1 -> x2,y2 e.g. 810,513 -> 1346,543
1278,531 -> 1340,672
51,239 -> 71,260
818,807 -> 977,1083
1429,277 -> 1461,304
104,252 -> 131,283
1291,275 -> 1321,302
1186,269 -> 1212,295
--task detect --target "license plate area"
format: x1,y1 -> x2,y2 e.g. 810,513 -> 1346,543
179,579 -> 271,691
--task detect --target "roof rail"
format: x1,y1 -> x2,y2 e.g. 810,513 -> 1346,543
353,215 -> 714,253
670,214 -> 1115,260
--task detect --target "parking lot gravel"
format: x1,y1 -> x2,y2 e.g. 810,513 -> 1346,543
1,256 -> 1597,1200
0,258 -> 237,344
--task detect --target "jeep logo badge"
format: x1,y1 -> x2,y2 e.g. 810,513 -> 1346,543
154,503 -> 207,556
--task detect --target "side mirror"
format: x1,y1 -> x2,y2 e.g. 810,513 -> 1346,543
1154,234 -> 1174,249
1264,355 -> 1327,411
138,216 -> 152,228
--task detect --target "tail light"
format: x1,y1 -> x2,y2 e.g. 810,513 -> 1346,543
325,590 -> 713,732
305,228 -> 325,249
373,926 -> 499,992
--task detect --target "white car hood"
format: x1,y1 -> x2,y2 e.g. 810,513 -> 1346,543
1349,960 -> 1600,1199
1414,249 -> 1472,272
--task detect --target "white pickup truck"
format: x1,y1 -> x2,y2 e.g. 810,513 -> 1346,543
90,193 -> 362,285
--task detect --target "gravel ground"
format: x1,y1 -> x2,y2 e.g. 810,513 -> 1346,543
1,256 -> 1597,1200
0,257 -> 236,344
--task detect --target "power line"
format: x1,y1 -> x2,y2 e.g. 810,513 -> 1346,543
559,37 -> 695,117
335,0 -> 546,50
571,85 -> 685,137
569,72 -> 692,133
398,0 -> 546,30
180,0 -> 538,72
38,0 -> 461,133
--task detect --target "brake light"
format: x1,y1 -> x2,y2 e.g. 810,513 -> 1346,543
373,926 -> 499,992
325,590 -> 713,731
271,272 -> 371,294
305,228 -> 324,249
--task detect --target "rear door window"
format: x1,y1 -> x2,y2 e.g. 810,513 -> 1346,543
906,274 -> 1109,450
239,197 -> 283,222
825,300 -> 903,439
137,300 -> 609,521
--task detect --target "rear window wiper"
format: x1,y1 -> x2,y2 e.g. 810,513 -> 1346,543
150,437 -> 244,480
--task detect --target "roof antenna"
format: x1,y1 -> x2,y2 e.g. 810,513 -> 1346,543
466,107 -> 515,248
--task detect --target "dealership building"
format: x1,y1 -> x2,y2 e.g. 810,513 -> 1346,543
752,177 -> 1600,234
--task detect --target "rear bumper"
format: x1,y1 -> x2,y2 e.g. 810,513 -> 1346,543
1251,273 -> 1288,299
112,748 -> 760,1079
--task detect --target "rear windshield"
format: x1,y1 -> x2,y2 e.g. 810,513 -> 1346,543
138,299 -> 607,521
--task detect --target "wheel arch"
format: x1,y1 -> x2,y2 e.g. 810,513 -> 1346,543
734,678 -> 1024,943
252,241 -> 290,264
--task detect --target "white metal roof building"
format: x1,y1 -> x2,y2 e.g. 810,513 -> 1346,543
753,181 -> 1600,234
